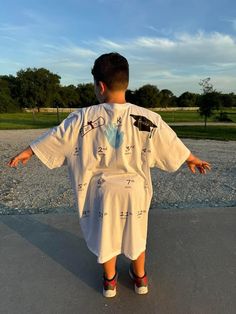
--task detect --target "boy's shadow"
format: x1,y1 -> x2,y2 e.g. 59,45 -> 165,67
0,204 -> 132,293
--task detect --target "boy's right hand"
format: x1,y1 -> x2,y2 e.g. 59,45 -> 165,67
7,146 -> 34,168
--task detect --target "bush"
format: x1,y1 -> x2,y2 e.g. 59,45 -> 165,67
215,112 -> 233,122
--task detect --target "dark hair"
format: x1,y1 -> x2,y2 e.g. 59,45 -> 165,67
91,52 -> 129,91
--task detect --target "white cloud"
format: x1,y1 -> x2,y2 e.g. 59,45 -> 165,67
223,18 -> 236,32
0,23 -> 26,33
65,46 -> 97,58
135,37 -> 176,48
146,25 -> 159,33
94,31 -> 236,94
0,58 -> 23,67
95,31 -> 236,66
40,41 -> 96,58
1,28 -> 236,95
99,38 -> 125,49
146,25 -> 173,36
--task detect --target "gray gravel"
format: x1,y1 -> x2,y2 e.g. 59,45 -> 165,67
1,129 -> 236,215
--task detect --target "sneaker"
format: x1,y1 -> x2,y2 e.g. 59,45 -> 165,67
129,264 -> 148,294
103,272 -> 118,298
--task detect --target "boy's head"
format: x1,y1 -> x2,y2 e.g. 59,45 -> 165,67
91,52 -> 129,92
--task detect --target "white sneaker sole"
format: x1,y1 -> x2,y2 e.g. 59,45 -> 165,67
103,287 -> 116,298
129,268 -> 148,295
134,285 -> 148,294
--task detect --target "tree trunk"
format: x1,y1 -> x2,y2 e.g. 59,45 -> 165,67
204,116 -> 207,129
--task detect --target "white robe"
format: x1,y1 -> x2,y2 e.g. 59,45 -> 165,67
30,103 -> 190,263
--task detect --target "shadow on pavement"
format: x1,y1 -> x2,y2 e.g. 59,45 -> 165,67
0,206 -> 101,293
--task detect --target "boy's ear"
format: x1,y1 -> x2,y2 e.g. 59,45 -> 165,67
99,81 -> 107,94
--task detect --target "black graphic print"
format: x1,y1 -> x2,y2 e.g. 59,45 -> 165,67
97,177 -> 106,188
120,211 -> 132,219
74,147 -> 81,156
126,179 -> 134,184
80,116 -> 105,137
137,210 -> 147,218
98,210 -> 108,219
125,145 -> 135,155
82,210 -> 90,218
78,182 -> 87,191
125,179 -> 135,189
130,114 -> 157,137
117,116 -> 122,126
142,147 -> 151,154
98,146 -> 107,155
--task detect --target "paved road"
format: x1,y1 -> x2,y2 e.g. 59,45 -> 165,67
0,207 -> 235,314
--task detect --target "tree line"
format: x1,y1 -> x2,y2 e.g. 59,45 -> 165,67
0,67 -> 236,113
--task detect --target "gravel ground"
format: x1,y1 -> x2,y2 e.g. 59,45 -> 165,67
1,129 -> 236,215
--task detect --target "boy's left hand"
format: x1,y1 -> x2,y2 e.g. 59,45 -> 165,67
186,153 -> 211,174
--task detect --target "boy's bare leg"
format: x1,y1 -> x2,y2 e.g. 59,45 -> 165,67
132,251 -> 146,277
102,256 -> 117,280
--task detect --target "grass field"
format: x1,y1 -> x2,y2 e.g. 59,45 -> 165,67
0,112 -> 65,129
156,110 -> 236,123
1,110 -> 236,140
172,126 -> 236,141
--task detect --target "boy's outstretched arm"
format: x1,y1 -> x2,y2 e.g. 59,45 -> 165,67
186,153 -> 211,174
7,146 -> 34,168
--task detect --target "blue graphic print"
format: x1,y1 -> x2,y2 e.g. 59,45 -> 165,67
104,123 -> 124,148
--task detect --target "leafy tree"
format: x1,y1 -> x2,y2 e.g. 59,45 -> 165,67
16,68 -> 61,110
1,68 -> 236,114
1,75 -> 19,102
197,91 -> 221,127
76,83 -> 98,107
199,77 -> 214,94
125,89 -> 136,103
178,92 -> 197,107
159,89 -> 174,108
169,95 -> 178,107
0,77 -> 18,112
134,84 -> 160,108
220,93 -> 235,108
198,78 -> 219,128
231,93 -> 236,107
56,85 -> 79,108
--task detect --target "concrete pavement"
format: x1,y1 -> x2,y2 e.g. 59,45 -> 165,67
0,207 -> 235,314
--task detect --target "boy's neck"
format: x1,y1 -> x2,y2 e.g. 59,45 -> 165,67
103,90 -> 126,104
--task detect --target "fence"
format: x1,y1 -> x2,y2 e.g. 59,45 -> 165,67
24,107 -> 199,113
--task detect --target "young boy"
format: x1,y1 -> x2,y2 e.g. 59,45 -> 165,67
8,52 -> 211,298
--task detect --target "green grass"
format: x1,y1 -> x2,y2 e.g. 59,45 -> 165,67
172,126 -> 236,141
1,111 -> 236,141
1,109 -> 236,129
0,112 -> 69,129
154,110 -> 236,123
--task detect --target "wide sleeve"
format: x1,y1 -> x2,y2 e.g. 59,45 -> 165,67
29,112 -> 80,169
147,115 -> 191,172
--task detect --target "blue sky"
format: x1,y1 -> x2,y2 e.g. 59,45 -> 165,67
0,0 -> 236,95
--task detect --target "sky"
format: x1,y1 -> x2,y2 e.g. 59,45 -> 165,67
0,0 -> 236,96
